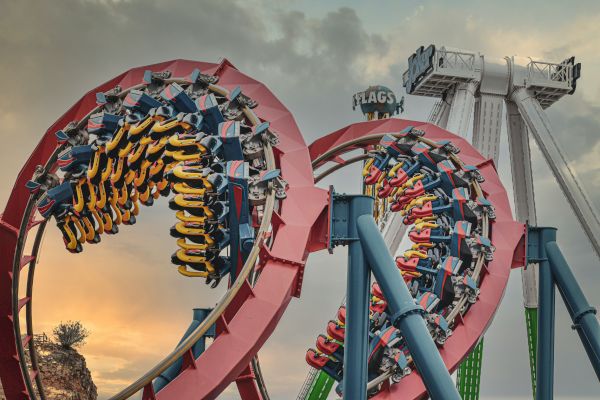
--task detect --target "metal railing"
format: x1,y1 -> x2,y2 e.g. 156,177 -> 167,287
527,60 -> 572,84
436,49 -> 476,72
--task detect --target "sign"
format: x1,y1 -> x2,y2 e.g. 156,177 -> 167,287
404,45 -> 436,94
352,86 -> 402,117
352,90 -> 396,107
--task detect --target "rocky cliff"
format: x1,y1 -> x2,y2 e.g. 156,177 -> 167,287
0,338 -> 97,400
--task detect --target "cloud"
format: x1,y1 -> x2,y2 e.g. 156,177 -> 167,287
1,1 -> 600,399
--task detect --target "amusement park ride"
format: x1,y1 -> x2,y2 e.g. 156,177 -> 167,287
0,45 -> 598,400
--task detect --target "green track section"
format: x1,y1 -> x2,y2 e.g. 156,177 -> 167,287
525,307 -> 538,398
306,371 -> 335,400
457,338 -> 484,399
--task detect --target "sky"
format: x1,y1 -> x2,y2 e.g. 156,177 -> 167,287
1,0 -> 600,398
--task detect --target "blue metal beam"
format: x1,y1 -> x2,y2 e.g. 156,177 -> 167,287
343,196 -> 373,399
154,308 -> 215,392
330,193 -> 374,400
532,227 -> 556,400
545,241 -> 600,379
356,214 -> 461,400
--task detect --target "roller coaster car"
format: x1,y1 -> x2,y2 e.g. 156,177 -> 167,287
105,119 -> 132,158
387,158 -> 420,188
58,145 -> 94,176
450,187 -> 478,225
450,221 -> 473,270
370,307 -> 388,331
160,83 -> 198,113
455,274 -> 480,304
171,250 -> 230,274
241,122 -> 279,160
26,166 -> 60,195
142,70 -> 172,94
127,142 -> 150,172
166,131 -> 204,152
95,91 -> 122,114
433,256 -> 463,309
416,291 -> 441,313
149,107 -> 188,141
123,89 -> 163,114
169,219 -> 223,240
371,282 -> 384,299
305,349 -> 343,381
376,177 -> 394,199
36,182 -> 73,219
394,173 -> 443,209
57,216 -> 83,254
183,68 -> 219,90
217,121 -> 245,161
316,335 -> 344,362
166,165 -> 228,194
475,196 -> 496,220
403,187 -> 477,226
411,142 -> 451,170
467,234 -> 495,262
379,134 -> 407,160
426,313 -> 452,345
370,299 -> 387,316
125,114 -> 155,144
143,139 -> 170,167
336,306 -> 346,325
196,93 -> 225,133
437,160 -> 473,193
165,134 -> 217,163
327,320 -> 345,343
88,112 -> 120,138
367,326 -> 404,380
400,191 -> 442,214
55,122 -> 89,147
370,283 -> 389,316
395,250 -> 434,272
408,221 -> 449,244
391,126 -> 424,150
222,86 -> 256,120
248,169 -> 288,206
363,154 -> 389,185
78,210 -> 101,244
169,196 -> 228,221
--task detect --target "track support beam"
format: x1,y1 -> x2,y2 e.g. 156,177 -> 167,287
546,242 -> 600,378
331,193 -> 374,400
527,226 -> 600,399
529,227 -> 556,400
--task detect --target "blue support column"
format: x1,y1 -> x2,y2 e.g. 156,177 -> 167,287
545,241 -> 600,378
356,214 -> 461,400
331,194 -> 374,400
154,308 -> 216,392
529,227 -> 556,400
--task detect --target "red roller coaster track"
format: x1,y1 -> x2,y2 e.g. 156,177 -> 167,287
0,61 -> 523,400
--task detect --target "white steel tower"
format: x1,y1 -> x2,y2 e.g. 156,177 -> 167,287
403,44 -> 593,397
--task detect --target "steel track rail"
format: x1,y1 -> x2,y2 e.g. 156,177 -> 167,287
306,130 -> 490,393
107,99 -> 277,400
11,79 -> 277,400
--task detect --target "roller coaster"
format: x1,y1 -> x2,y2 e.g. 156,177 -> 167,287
0,57 -> 598,400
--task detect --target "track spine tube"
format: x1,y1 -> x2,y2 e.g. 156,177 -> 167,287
356,214 -> 461,400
